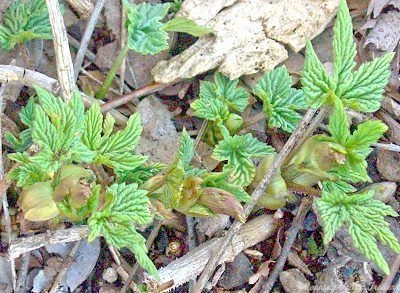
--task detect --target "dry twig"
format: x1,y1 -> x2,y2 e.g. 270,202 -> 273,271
73,0 -> 108,81
100,82 -> 169,112
0,65 -> 128,125
45,0 -> 75,101
193,108 -> 317,292
0,83 -> 17,290
9,226 -> 89,260
146,215 -> 277,291
376,255 -> 400,292
260,197 -> 313,292
49,241 -> 81,293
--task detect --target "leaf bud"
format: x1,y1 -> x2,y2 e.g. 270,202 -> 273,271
199,187 -> 245,222
18,181 -> 59,221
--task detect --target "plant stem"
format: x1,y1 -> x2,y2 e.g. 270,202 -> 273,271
95,43 -> 130,100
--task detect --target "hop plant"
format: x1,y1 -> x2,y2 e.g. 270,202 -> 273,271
0,0 -> 53,51
7,87 -> 157,277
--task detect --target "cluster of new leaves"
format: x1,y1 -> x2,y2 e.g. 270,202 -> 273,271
253,66 -> 307,133
124,0 -> 212,55
87,183 -> 158,277
316,182 -> 400,274
0,0 -> 52,51
302,0 -> 400,275
301,0 -> 393,112
190,72 -> 274,186
213,134 -> 275,186
7,87 -> 157,276
150,129 -> 250,221
191,72 -> 249,120
317,101 -> 387,183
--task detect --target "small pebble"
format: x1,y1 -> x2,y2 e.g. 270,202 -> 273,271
102,267 -> 118,283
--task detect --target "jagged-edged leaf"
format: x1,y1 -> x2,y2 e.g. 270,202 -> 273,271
116,163 -> 165,185
218,180 -> 251,202
333,0 -> 356,93
191,96 -> 229,121
83,103 -> 103,150
301,41 -> 336,108
327,100 -> 350,145
99,113 -> 142,154
6,129 -> 31,152
253,66 -> 292,104
178,128 -> 194,168
213,133 -> 274,161
124,1 -> 170,54
19,98 -> 36,128
0,0 -> 52,51
69,91 -> 85,131
31,105 -> 57,151
102,113 -> 115,141
161,161 -> 185,208
34,86 -> 77,152
101,153 -> 148,171
163,17 -> 213,36
316,185 -> 400,274
104,183 -> 152,225
213,73 -> 249,112
254,66 -> 307,133
213,134 -> 274,186
340,53 -> 394,112
319,102 -> 387,183
346,120 -> 388,152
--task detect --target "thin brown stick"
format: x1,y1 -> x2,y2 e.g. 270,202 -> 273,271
120,219 -> 163,293
9,226 -> 89,260
46,0 -> 75,101
73,0 -> 108,82
0,65 -> 128,125
241,112 -> 265,130
68,34 -> 97,61
193,108 -> 317,292
376,254 -> 400,292
0,83 -> 17,290
260,197 -> 313,292
49,240 -> 81,293
283,106 -> 329,166
100,82 -> 169,112
65,0 -> 96,21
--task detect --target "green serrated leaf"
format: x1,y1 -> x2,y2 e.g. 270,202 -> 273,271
213,133 -> 275,186
213,73 -> 249,112
83,103 -> 103,150
316,185 -> 400,275
253,66 -> 307,133
19,98 -> 36,128
178,128 -> 195,168
163,17 -> 213,36
340,53 -> 394,112
124,1 -> 170,54
191,96 -> 229,121
100,113 -> 142,154
301,41 -> 336,108
31,104 -> 57,151
327,100 -> 350,145
161,161 -> 185,208
333,0 -> 356,93
0,0 -> 53,51
105,183 -> 152,225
